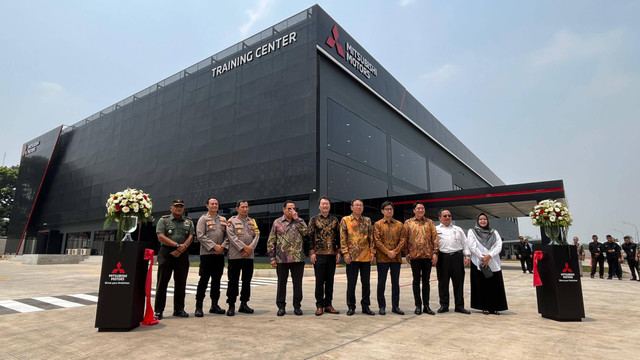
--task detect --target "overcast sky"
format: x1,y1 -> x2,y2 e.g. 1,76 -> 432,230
1,0 -> 638,242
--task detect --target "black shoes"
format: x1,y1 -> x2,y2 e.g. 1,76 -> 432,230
347,308 -> 355,316
226,305 -> 235,316
423,307 -> 435,315
294,308 -> 303,316
194,308 -> 204,317
154,312 -> 163,320
454,307 -> 471,314
437,306 -> 449,313
414,306 -> 422,315
392,307 -> 404,315
378,307 -> 386,315
277,307 -> 286,316
362,307 -> 375,315
238,302 -> 254,314
590,274 -> 594,278
173,310 -> 189,317
209,304 -> 226,314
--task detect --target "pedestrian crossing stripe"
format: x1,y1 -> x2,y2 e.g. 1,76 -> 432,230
0,278 -> 278,315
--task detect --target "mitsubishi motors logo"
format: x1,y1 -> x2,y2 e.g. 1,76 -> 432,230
562,262 -> 573,273
326,25 -> 344,57
112,262 -> 126,274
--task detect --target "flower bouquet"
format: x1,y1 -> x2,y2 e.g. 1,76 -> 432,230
529,199 -> 573,245
104,188 -> 154,242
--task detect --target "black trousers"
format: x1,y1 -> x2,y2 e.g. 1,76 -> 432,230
436,251 -> 465,309
628,258 -> 639,279
591,255 -> 605,277
226,258 -> 254,305
346,261 -> 371,309
606,257 -> 622,279
154,247 -> 189,313
276,261 -> 305,309
377,262 -> 401,309
313,254 -> 337,308
196,254 -> 225,305
519,255 -> 533,272
410,258 -> 432,307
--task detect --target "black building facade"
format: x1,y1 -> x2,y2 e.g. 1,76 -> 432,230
7,5 -> 515,255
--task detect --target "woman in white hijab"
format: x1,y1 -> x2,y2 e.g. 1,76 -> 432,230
467,213 -> 508,315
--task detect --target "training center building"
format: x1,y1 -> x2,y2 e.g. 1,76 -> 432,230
6,5 -> 520,256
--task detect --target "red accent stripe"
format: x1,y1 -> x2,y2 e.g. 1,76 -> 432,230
392,187 -> 564,206
16,126 -> 63,254
399,89 -> 407,111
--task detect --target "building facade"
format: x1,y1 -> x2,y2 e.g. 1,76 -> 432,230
7,5 -> 515,255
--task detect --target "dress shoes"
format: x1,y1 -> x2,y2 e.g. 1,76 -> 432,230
362,307 -> 375,316
277,307 -> 286,316
294,308 -> 303,316
392,307 -> 404,315
209,304 -> 226,314
173,310 -> 189,318
437,306 -> 449,313
346,308 -> 355,316
454,307 -> 471,314
414,306 -> 422,315
324,306 -> 340,314
194,308 -> 204,317
154,312 -> 163,320
378,307 -> 386,315
315,308 -> 324,316
423,307 -> 435,315
238,302 -> 254,314
226,305 -> 235,316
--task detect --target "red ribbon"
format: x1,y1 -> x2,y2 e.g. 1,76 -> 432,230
533,250 -> 544,287
140,249 -> 159,326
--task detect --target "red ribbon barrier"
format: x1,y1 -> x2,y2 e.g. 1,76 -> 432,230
140,249 -> 159,326
533,250 -> 544,287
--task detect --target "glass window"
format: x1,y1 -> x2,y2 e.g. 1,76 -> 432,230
327,160 -> 388,202
391,138 -> 427,190
327,98 -> 387,172
429,161 -> 452,192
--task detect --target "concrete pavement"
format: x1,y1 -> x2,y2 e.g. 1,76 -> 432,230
0,256 -> 638,359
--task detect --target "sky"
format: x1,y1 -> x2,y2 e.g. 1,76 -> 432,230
1,0 -> 639,243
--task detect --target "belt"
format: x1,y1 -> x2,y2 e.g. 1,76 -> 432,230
439,250 -> 462,256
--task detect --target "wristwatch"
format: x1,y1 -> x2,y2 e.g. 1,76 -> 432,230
175,243 -> 180,249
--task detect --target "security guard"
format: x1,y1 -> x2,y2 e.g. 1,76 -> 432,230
154,199 -> 195,319
602,235 -> 623,280
621,236 -> 639,281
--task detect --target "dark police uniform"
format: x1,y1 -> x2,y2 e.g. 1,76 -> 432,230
602,241 -> 622,280
154,212 -> 195,316
516,240 -> 533,273
622,241 -> 639,280
589,240 -> 605,278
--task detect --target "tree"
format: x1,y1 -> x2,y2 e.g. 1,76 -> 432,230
0,165 -> 19,236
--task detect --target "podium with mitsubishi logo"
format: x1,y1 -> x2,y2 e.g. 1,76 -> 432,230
533,240 -> 585,321
95,241 -> 150,331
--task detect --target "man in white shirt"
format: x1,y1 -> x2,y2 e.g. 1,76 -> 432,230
435,209 -> 470,314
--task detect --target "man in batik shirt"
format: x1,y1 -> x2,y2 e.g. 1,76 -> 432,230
308,196 -> 341,316
340,198 -> 375,316
374,201 -> 406,315
268,200 -> 308,316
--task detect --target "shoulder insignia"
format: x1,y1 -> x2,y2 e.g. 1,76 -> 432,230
161,215 -> 170,218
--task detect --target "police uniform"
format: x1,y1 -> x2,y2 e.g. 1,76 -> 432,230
154,206 -> 195,316
622,241 -> 639,280
195,213 -> 227,314
225,214 -> 260,313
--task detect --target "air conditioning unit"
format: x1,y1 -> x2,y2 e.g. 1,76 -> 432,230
70,249 -> 79,255
80,248 -> 91,255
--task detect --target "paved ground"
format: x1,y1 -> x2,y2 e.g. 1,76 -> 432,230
0,256 -> 638,360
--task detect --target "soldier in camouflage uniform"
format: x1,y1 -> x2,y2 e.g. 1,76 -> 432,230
154,199 -> 195,319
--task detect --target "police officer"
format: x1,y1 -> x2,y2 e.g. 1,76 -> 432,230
621,236 -> 639,281
154,199 -> 195,319
194,197 -> 228,317
225,200 -> 260,316
602,235 -> 623,280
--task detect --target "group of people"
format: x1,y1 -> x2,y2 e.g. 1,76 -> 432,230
587,234 -> 639,281
153,197 -> 509,320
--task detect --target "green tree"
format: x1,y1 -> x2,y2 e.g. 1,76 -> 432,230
0,165 -> 19,236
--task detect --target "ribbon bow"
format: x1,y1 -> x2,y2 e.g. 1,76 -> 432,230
533,250 -> 544,287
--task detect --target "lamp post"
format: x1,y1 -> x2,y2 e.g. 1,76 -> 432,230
612,229 -> 624,241
622,221 -> 639,243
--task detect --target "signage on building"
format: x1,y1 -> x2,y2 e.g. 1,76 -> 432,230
22,140 -> 40,156
211,32 -> 298,78
325,25 -> 378,79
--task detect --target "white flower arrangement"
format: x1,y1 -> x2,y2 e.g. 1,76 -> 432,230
104,188 -> 154,241
529,199 -> 573,228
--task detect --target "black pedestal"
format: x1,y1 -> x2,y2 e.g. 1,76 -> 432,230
95,241 -> 150,331
533,244 -> 585,321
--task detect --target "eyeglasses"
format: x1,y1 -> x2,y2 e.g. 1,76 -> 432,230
383,208 -> 393,211
441,214 -> 451,218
